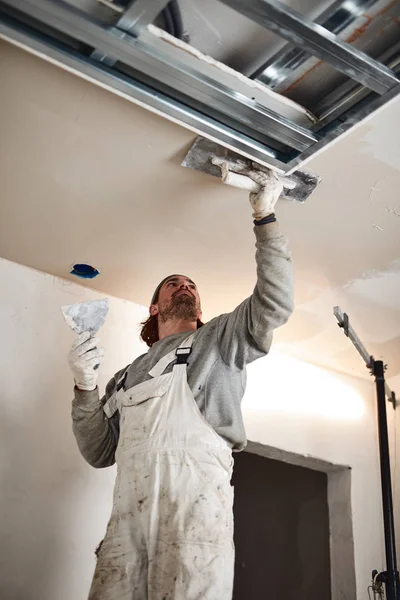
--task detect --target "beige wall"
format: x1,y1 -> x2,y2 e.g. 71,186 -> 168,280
0,258 -> 148,600
0,257 -> 398,599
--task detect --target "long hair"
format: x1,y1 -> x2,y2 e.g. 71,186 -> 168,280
140,315 -> 204,348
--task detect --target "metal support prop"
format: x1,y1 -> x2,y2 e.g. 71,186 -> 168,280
334,307 -> 399,600
373,360 -> 400,600
217,0 -> 399,94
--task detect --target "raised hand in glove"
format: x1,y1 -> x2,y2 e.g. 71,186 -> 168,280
68,331 -> 104,391
248,168 -> 284,220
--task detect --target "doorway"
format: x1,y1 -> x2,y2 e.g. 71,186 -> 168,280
232,448 -> 331,600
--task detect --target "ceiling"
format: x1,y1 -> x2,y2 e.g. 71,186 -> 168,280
1,39 -> 400,382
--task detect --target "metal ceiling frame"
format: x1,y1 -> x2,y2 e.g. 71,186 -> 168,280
0,0 -> 399,174
218,0 -> 398,94
251,0 -> 385,89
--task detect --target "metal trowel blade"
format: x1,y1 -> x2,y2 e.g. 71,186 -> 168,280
182,137 -> 322,203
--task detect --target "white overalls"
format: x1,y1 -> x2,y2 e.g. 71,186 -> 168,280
89,334 -> 235,600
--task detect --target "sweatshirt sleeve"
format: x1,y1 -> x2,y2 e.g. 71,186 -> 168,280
71,367 -> 127,468
217,222 -> 294,369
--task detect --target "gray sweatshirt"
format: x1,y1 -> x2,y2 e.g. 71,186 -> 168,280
72,223 -> 293,467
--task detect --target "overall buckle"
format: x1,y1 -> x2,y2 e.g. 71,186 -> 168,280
175,347 -> 192,365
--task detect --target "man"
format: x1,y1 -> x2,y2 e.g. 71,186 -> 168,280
68,169 -> 294,600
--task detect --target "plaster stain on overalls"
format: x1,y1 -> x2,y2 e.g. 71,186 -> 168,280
88,334 -> 235,600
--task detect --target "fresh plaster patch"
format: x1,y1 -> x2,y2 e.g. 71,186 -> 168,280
274,263 -> 400,375
344,262 -> 400,313
385,205 -> 400,218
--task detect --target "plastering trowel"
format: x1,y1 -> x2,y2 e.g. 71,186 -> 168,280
182,137 -> 321,203
61,299 -> 109,335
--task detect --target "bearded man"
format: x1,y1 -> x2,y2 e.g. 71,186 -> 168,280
68,170 -> 293,600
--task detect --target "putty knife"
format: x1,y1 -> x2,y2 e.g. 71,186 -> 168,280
61,299 -> 109,335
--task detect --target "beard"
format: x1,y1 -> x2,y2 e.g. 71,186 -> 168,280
158,294 -> 198,323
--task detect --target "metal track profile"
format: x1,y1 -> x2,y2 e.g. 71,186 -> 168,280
0,0 -> 399,173
91,0 -> 170,63
218,0 -> 398,94
252,0 -> 379,89
118,0 -> 170,35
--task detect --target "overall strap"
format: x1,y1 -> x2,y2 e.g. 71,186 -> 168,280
103,365 -> 130,418
148,333 -> 195,378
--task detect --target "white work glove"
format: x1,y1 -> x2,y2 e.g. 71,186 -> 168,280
248,168 -> 284,220
68,331 -> 104,391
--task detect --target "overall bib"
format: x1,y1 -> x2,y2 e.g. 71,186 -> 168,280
89,334 -> 235,599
